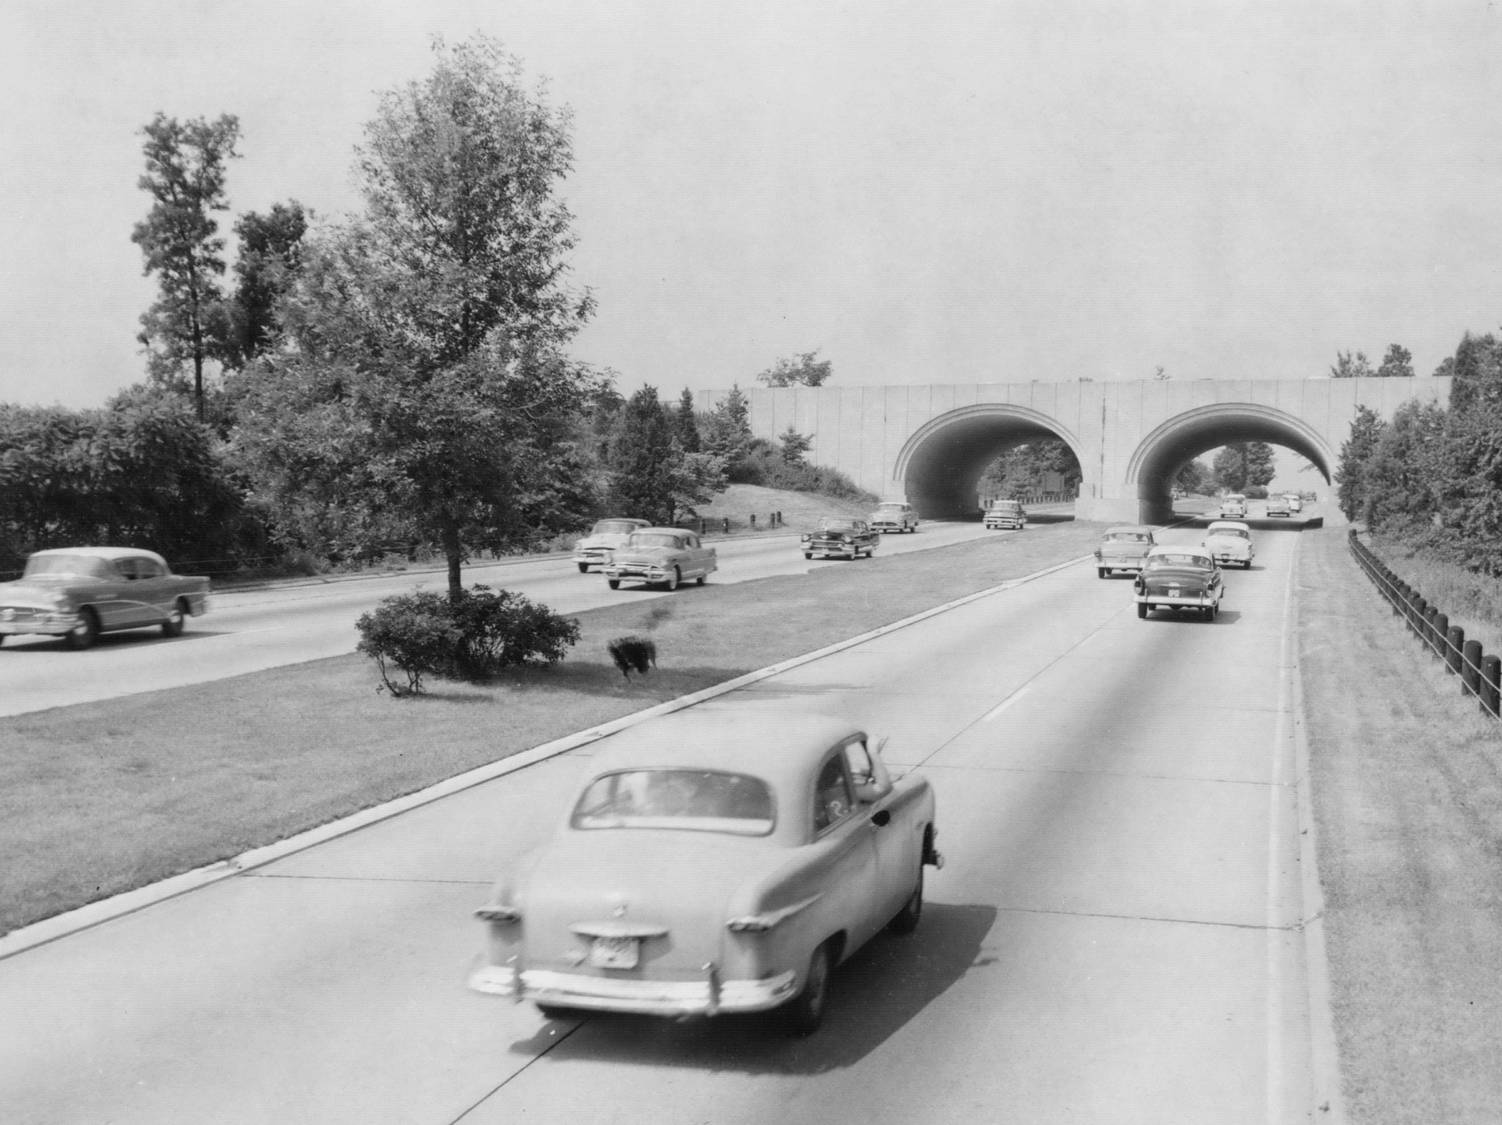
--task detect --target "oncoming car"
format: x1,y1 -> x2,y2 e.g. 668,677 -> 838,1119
602,528 -> 717,591
868,501 -> 919,534
1202,520 -> 1254,569
802,519 -> 879,560
1133,544 -> 1224,621
1093,525 -> 1157,578
0,547 -> 209,650
572,518 -> 650,573
468,711 -> 942,1035
983,500 -> 1027,530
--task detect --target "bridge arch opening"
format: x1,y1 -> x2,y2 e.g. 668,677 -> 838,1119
1126,403 -> 1335,524
892,405 -> 1084,518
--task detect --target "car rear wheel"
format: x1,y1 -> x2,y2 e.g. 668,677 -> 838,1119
66,609 -> 99,650
607,579 -> 621,590
804,552 -> 813,560
1136,603 -> 1148,619
888,867 -> 923,934
1097,567 -> 1107,578
783,940 -> 834,1037
576,562 -> 589,573
161,602 -> 185,637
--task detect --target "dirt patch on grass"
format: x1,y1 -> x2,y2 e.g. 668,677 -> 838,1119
1,522 -> 1099,937
1298,526 -> 1502,1123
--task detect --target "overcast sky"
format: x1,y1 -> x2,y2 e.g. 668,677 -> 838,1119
3,0 -> 1502,410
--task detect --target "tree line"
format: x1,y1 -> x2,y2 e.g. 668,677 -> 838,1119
1337,332 -> 1502,576
0,37 -> 856,586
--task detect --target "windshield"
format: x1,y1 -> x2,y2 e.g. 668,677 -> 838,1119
874,505 -> 904,514
591,520 -> 642,535
628,533 -> 681,549
22,554 -> 113,579
1146,553 -> 1212,570
1207,528 -> 1248,539
818,521 -> 856,533
571,769 -> 775,835
1105,532 -> 1150,543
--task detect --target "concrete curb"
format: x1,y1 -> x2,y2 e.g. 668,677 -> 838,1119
1287,534 -> 1348,1122
0,551 -> 1091,960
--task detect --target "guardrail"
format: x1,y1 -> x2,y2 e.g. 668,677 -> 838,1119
1347,530 -> 1501,721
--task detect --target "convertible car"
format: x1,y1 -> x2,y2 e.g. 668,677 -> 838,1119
1093,525 -> 1157,577
469,710 -> 942,1035
1203,520 -> 1254,569
0,547 -> 210,649
572,517 -> 650,573
802,518 -> 878,560
1134,545 -> 1224,621
602,528 -> 717,591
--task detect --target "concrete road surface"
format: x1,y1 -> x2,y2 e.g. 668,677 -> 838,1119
0,522 -> 1333,1124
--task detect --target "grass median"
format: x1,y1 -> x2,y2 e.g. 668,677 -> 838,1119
1,519 -> 1098,938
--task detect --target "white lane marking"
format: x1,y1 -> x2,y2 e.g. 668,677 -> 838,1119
982,685 -> 1031,722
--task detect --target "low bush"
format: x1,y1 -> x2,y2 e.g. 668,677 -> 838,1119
355,585 -> 580,696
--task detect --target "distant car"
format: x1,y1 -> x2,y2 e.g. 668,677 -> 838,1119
1134,545 -> 1224,621
1203,520 -> 1254,569
802,518 -> 879,560
868,502 -> 919,534
602,528 -> 717,591
468,710 -> 942,1035
983,500 -> 1027,530
1265,495 -> 1290,517
1093,525 -> 1157,578
1285,493 -> 1303,513
572,518 -> 651,573
0,547 -> 210,650
1219,493 -> 1248,519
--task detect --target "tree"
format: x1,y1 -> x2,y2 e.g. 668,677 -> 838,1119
608,387 -> 726,524
1362,400 -> 1447,532
778,426 -> 813,465
704,384 -> 753,468
229,36 -> 597,597
756,349 -> 831,387
132,113 -> 242,420
674,387 -> 700,452
1173,459 -> 1211,494
1447,332 -> 1502,415
1329,350 -> 1374,379
1375,344 -> 1415,378
1244,441 -> 1276,488
1153,365 -> 1170,381
224,201 -> 308,369
1212,445 -> 1248,492
1335,405 -> 1387,522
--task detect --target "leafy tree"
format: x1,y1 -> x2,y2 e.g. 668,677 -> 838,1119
1329,350 -> 1375,379
1447,331 -> 1502,415
778,426 -> 813,465
1212,442 -> 1275,492
1244,441 -> 1276,488
1173,459 -> 1211,494
704,384 -> 754,470
1362,400 -> 1447,532
229,37 -> 598,596
1375,343 -> 1415,378
1153,365 -> 1170,381
608,386 -> 724,524
224,201 -> 308,369
1335,404 -> 1386,521
132,113 -> 242,420
756,349 -> 831,387
674,387 -> 700,452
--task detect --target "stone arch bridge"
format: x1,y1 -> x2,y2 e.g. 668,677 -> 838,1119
688,376 -> 1448,525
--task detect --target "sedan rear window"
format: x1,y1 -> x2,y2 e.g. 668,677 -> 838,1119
571,769 -> 775,835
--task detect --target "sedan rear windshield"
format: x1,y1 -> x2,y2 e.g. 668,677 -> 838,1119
1208,529 -> 1249,539
1105,532 -> 1150,543
1146,554 -> 1212,569
571,769 -> 775,836
628,533 -> 682,549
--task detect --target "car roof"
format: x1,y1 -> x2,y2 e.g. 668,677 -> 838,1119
632,527 -> 689,536
1103,525 -> 1155,534
1206,521 -> 1250,532
30,546 -> 167,564
582,711 -> 866,790
1146,544 -> 1214,559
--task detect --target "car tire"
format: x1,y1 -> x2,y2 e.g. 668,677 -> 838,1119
607,579 -> 621,590
696,574 -> 707,585
783,940 -> 834,1037
66,609 -> 99,650
666,568 -> 681,591
1097,567 -> 1107,579
888,867 -> 923,935
1136,602 -> 1147,620
576,563 -> 589,574
161,602 -> 185,637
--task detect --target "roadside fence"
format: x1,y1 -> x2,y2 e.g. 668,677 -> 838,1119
1347,530 -> 1501,721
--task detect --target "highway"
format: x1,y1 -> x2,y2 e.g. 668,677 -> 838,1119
0,522 -> 1324,1123
0,518 -> 1010,717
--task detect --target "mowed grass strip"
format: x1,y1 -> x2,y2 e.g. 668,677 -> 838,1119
1297,526 -> 1502,1122
1,520 -> 1097,937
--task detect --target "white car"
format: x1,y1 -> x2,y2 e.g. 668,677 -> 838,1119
868,502 -> 919,534
1285,493 -> 1303,513
1219,493 -> 1248,519
1203,520 -> 1254,569
572,518 -> 650,573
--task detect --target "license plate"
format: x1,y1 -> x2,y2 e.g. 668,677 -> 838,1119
588,936 -> 639,969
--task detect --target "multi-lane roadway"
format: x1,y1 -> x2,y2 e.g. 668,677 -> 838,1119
0,519 -> 1331,1123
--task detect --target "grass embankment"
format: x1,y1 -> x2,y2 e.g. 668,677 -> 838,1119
1298,526 -> 1502,1123
1365,530 -> 1502,654
1,515 -> 1098,937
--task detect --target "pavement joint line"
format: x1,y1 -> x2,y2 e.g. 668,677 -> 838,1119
994,903 -> 1301,932
0,548 -> 1091,961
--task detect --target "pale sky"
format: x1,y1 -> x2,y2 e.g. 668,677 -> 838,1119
3,0 -> 1502,410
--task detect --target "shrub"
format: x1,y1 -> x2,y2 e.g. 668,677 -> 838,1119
355,585 -> 581,695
